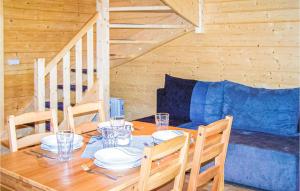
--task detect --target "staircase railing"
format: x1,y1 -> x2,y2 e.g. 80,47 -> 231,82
34,12 -> 103,132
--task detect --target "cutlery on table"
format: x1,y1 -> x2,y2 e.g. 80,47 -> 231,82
115,147 -> 142,156
30,150 -> 56,159
81,164 -> 118,181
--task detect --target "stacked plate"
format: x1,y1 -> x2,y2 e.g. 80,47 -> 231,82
152,130 -> 184,144
41,134 -> 84,153
94,147 -> 143,170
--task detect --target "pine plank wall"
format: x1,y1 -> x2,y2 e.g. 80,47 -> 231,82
3,0 -> 96,120
3,0 -> 300,123
111,0 -> 300,120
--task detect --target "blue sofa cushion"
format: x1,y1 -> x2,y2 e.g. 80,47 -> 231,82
161,75 -> 197,120
230,129 -> 299,155
225,144 -> 299,191
223,81 -> 300,136
190,81 -> 224,124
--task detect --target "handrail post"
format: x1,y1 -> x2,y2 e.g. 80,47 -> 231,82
96,0 -> 110,120
34,58 -> 45,133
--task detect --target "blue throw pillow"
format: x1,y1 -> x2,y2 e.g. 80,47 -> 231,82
162,75 -> 196,120
223,81 -> 299,136
190,81 -> 224,124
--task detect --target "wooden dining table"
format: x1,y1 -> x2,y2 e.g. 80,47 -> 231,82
0,121 -> 197,191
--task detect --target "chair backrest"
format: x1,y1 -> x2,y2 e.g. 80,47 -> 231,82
8,109 -> 58,152
188,116 -> 233,191
67,101 -> 105,134
138,132 -> 190,191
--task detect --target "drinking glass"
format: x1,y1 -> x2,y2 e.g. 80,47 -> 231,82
101,127 -> 117,148
56,130 -> 74,161
116,125 -> 132,146
110,115 -> 125,129
155,113 -> 169,130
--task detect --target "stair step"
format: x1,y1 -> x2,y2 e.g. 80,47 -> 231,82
110,40 -> 158,44
109,6 -> 172,12
110,24 -> 186,29
71,68 -> 97,74
57,84 -> 88,92
45,101 -> 75,111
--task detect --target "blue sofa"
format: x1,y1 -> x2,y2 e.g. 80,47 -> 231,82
137,75 -> 299,191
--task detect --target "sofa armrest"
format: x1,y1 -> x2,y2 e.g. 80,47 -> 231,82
157,88 -> 166,113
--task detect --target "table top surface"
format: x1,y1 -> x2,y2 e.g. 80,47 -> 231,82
0,121 -> 197,191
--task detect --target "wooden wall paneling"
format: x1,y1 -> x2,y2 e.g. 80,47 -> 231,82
0,0 -> 4,137
111,0 -> 300,121
161,0 -> 199,26
3,0 -> 96,121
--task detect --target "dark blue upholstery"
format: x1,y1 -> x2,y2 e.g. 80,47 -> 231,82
135,75 -> 300,190
223,81 -> 300,136
161,75 -> 196,120
226,144 -> 298,191
190,81 -> 224,124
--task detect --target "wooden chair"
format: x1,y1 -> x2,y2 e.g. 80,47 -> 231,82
187,116 -> 233,191
138,132 -> 190,191
67,101 -> 105,134
8,109 -> 58,152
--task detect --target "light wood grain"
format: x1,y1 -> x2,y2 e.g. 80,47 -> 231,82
8,109 -> 58,152
49,65 -> 58,111
63,51 -> 71,119
0,0 -> 4,138
1,121 -> 197,191
97,0 -> 110,120
34,58 -> 46,133
87,27 -> 94,90
162,0 -> 199,26
188,116 -> 233,191
4,0 -> 191,123
75,38 -> 83,103
138,132 -> 190,191
67,101 -> 105,134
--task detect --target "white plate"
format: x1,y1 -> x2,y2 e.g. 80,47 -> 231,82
94,159 -> 141,170
152,130 -> 183,142
41,142 -> 83,153
94,147 -> 142,165
41,134 -> 83,147
97,121 -> 133,131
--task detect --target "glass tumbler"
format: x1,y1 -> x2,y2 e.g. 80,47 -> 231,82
56,130 -> 74,161
101,127 -> 117,148
116,125 -> 132,146
110,115 -> 125,129
155,113 -> 169,130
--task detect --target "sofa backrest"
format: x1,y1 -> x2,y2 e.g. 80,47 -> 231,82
190,81 -> 224,124
222,81 -> 299,136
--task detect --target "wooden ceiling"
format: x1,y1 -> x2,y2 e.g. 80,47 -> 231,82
109,0 -> 192,68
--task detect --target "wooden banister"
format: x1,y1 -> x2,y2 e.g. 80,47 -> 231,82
44,12 -> 99,76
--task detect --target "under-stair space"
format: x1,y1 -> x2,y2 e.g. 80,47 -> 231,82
1,0 -> 202,152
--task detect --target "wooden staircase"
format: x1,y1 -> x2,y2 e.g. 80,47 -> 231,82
8,0 -> 203,135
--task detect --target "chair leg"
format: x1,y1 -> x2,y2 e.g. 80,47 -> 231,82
211,174 -> 220,191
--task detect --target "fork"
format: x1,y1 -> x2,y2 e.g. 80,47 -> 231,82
114,147 -> 142,156
30,150 -> 56,159
81,164 -> 118,181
